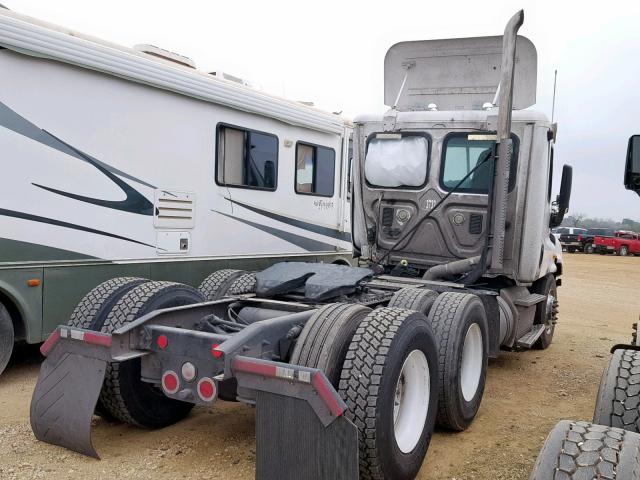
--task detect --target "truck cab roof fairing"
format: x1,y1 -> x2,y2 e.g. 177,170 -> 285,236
384,35 -> 537,112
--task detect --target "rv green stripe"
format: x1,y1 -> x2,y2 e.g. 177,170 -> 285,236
0,238 -> 95,263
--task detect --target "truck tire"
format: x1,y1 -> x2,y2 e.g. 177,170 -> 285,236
585,242 -> 595,254
620,245 -> 630,256
198,269 -> 255,300
531,274 -> 558,350
290,303 -> 371,386
0,302 -> 14,376
67,277 -> 149,417
388,287 -> 439,316
593,349 -> 640,433
338,307 -> 438,480
99,281 -> 205,428
68,277 -> 149,331
426,292 -> 488,431
530,420 -> 640,480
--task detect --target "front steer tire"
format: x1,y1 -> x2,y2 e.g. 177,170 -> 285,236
593,349 -> 640,433
530,420 -> 640,479
99,281 -> 205,428
427,292 -> 488,431
0,302 -> 14,376
531,274 -> 558,350
290,303 -> 371,386
339,307 -> 438,480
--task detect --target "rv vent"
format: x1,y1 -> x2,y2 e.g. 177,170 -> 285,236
209,71 -> 251,87
154,190 -> 195,229
469,214 -> 483,234
134,44 -> 196,69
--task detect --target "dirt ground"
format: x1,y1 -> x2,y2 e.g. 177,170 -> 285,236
1,253 -> 639,480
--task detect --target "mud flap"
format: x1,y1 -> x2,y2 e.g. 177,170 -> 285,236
255,392 -> 358,480
30,348 -> 107,458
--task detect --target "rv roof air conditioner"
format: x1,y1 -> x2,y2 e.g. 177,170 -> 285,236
208,71 -> 251,87
133,44 -> 196,69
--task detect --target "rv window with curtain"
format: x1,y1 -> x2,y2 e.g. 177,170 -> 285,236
216,125 -> 278,190
440,133 -> 519,193
295,142 -> 335,197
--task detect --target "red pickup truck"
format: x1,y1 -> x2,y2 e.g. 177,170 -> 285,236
594,230 -> 640,256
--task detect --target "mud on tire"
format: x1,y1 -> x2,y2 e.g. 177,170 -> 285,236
339,307 -> 438,480
99,281 -> 205,428
594,349 -> 640,433
530,420 -> 640,479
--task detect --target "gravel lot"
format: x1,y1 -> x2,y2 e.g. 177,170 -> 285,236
1,253 -> 638,479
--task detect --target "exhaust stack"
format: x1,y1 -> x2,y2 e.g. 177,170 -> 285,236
489,10 -> 524,271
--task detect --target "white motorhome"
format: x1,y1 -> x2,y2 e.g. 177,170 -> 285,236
0,7 -> 353,373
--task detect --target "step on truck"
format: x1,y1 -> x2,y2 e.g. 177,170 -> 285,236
30,10 -> 572,480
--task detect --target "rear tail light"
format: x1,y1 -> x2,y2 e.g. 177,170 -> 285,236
157,334 -> 169,350
577,235 -> 583,242
162,370 -> 180,395
197,377 -> 217,402
211,343 -> 223,358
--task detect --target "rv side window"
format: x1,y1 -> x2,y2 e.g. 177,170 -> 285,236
295,142 -> 335,197
440,133 -> 519,193
216,125 -> 278,190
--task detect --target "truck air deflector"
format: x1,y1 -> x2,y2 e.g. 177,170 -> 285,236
384,35 -> 536,111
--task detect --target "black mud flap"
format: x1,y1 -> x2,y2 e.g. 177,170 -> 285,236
255,392 -> 358,480
30,348 -> 107,458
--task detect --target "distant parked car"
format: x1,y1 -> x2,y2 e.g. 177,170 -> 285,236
580,228 -> 616,254
594,231 -> 640,256
557,227 -> 588,252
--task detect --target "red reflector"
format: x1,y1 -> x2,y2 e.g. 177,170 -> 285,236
157,334 -> 169,350
197,377 -> 216,402
162,370 -> 179,394
211,343 -> 223,358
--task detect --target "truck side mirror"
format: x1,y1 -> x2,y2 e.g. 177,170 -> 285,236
550,164 -> 572,228
625,135 -> 640,196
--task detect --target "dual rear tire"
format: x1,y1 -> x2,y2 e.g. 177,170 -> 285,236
390,288 -> 489,431
292,304 -> 439,480
68,278 -> 204,427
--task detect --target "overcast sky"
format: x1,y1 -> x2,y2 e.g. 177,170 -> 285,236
8,0 -> 640,220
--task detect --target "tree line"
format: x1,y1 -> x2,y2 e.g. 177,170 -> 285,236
561,214 -> 640,232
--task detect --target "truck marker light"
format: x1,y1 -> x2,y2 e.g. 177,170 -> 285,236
181,362 -> 197,382
27,278 -> 41,287
211,343 -> 223,358
162,370 -> 180,394
197,377 -> 216,402
157,334 -> 169,350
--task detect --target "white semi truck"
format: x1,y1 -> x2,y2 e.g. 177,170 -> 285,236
30,10 -> 571,480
